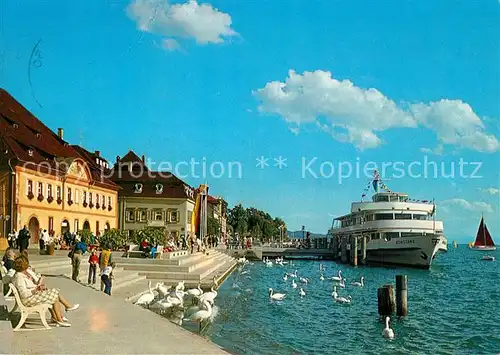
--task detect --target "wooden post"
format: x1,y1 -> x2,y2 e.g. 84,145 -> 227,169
360,235 -> 367,265
352,236 -> 358,266
396,275 -> 408,316
332,237 -> 338,259
377,284 -> 395,316
341,237 -> 347,263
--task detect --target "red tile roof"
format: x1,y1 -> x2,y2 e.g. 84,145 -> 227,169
0,88 -> 118,190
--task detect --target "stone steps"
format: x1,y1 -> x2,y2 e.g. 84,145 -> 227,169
113,252 -> 208,266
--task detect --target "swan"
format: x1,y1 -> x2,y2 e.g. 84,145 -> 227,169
320,274 -> 325,281
135,281 -> 155,306
331,286 -> 338,299
351,277 -> 364,287
167,289 -> 184,307
198,286 -> 218,303
299,277 -> 309,284
288,270 -> 298,278
291,280 -> 297,288
299,288 -> 306,297
269,288 -> 286,300
336,279 -> 346,288
150,298 -> 173,314
335,295 -> 352,304
186,283 -> 203,297
266,260 -> 273,267
176,280 -> 185,291
156,282 -> 171,298
330,270 -> 342,282
382,316 -> 395,339
184,299 -> 213,331
283,274 -> 288,281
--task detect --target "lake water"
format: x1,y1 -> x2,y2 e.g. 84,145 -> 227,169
185,247 -> 500,354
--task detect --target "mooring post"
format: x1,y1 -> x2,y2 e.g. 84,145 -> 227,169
396,275 -> 408,316
341,237 -> 347,263
332,237 -> 338,259
360,235 -> 367,265
352,236 -> 358,266
377,284 -> 395,316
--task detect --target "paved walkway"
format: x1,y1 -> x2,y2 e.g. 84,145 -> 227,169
2,276 -> 229,354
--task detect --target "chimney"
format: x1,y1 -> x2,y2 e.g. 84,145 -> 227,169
141,155 -> 145,163
116,156 -> 120,163
95,151 -> 100,157
57,128 -> 64,140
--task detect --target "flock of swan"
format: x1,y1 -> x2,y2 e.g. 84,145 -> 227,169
133,276 -> 219,331
263,257 -> 395,339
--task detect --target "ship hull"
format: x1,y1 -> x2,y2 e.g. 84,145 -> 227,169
365,235 -> 448,269
470,246 -> 496,251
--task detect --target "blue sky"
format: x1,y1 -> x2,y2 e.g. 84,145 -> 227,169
2,0 -> 499,242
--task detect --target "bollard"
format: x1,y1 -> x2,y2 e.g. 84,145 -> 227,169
377,284 -> 395,316
396,275 -> 408,316
352,236 -> 358,266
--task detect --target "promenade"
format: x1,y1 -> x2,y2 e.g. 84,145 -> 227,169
1,275 -> 229,354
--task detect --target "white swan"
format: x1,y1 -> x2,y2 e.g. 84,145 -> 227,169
335,295 -> 352,304
135,281 -> 155,306
198,286 -> 218,303
283,274 -> 288,281
337,279 -> 346,288
150,298 -> 173,313
266,260 -> 273,267
319,274 -> 324,281
382,316 -> 395,339
330,270 -> 342,282
299,288 -> 306,297
176,280 -> 185,291
183,299 -> 213,331
288,270 -> 298,278
186,283 -> 203,297
331,286 -> 338,299
156,282 -> 170,298
269,288 -> 286,300
291,280 -> 297,288
299,277 -> 309,284
167,289 -> 184,307
351,277 -> 364,287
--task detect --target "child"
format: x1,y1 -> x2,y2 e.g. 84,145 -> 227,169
100,262 -> 115,296
88,250 -> 98,285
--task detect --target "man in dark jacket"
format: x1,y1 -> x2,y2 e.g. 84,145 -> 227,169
18,226 -> 30,252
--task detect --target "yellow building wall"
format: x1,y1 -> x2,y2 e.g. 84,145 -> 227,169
0,173 -> 8,239
15,164 -> 118,240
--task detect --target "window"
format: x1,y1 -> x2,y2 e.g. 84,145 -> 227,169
108,196 -> 112,208
67,187 -> 72,201
413,214 -> 427,220
401,232 -> 423,238
375,213 -> 394,220
134,183 -> 143,193
169,210 -> 180,223
154,210 -> 163,221
83,191 -> 87,203
56,186 -> 61,199
125,209 -> 135,222
74,219 -> 79,232
375,195 -> 389,202
89,192 -> 93,203
37,182 -> 43,196
48,217 -> 54,233
27,180 -> 33,195
47,184 -> 53,198
155,184 -> 163,194
365,214 -> 374,221
384,232 -> 399,240
136,209 -> 147,222
395,213 -> 412,220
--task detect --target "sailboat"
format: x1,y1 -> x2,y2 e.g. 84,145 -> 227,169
469,216 -> 496,251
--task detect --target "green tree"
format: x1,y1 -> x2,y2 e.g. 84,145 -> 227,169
99,229 -> 126,250
136,227 -> 166,246
207,216 -> 221,236
77,229 -> 93,245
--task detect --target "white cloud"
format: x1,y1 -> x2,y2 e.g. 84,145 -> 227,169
127,0 -> 237,46
441,198 -> 494,213
420,144 -> 444,155
411,100 -> 499,153
478,187 -> 500,195
254,70 -> 499,152
254,70 -> 416,149
161,38 -> 180,51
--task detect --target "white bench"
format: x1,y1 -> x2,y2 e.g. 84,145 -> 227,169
9,284 -> 52,331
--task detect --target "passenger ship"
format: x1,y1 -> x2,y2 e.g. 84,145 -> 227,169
328,174 -> 448,269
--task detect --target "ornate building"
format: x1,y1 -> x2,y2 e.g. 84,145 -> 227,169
111,151 -> 197,240
0,89 -> 119,246
208,195 -> 227,238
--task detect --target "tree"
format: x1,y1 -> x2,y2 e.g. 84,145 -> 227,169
99,229 -> 126,250
207,216 -> 221,236
77,229 -> 93,245
136,227 -> 166,246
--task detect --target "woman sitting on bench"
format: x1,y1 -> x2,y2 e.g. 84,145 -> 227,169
11,256 -> 79,327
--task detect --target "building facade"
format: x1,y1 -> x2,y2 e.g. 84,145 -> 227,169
208,195 -> 227,238
0,89 -> 119,244
112,151 -> 197,240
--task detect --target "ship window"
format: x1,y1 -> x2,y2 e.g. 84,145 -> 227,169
365,214 -> 374,221
389,195 -> 399,202
395,213 -> 412,220
401,232 -> 423,238
385,232 -> 399,240
399,196 -> 408,202
371,233 -> 380,239
375,213 -> 394,220
376,195 -> 389,202
413,214 -> 427,220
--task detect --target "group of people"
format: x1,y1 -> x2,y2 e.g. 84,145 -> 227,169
2,248 -> 80,327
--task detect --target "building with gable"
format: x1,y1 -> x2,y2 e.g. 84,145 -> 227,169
111,151 -> 197,240
0,89 -> 119,244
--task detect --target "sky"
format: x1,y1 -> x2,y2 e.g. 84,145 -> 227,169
1,0 -> 499,242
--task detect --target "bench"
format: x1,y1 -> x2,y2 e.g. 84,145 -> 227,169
9,284 -> 52,331
125,244 -> 164,259
0,266 -> 13,300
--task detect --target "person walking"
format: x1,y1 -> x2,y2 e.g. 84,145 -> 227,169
100,262 -> 115,295
18,226 -> 30,252
70,237 -> 87,282
39,229 -> 49,252
88,250 -> 98,285
98,247 -> 112,291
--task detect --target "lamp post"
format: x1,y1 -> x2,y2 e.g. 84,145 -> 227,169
278,225 -> 283,247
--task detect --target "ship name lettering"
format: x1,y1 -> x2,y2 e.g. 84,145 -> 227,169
396,239 -> 415,244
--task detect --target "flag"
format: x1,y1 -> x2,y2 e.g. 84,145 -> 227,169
362,193 -> 366,198
373,169 -> 380,180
